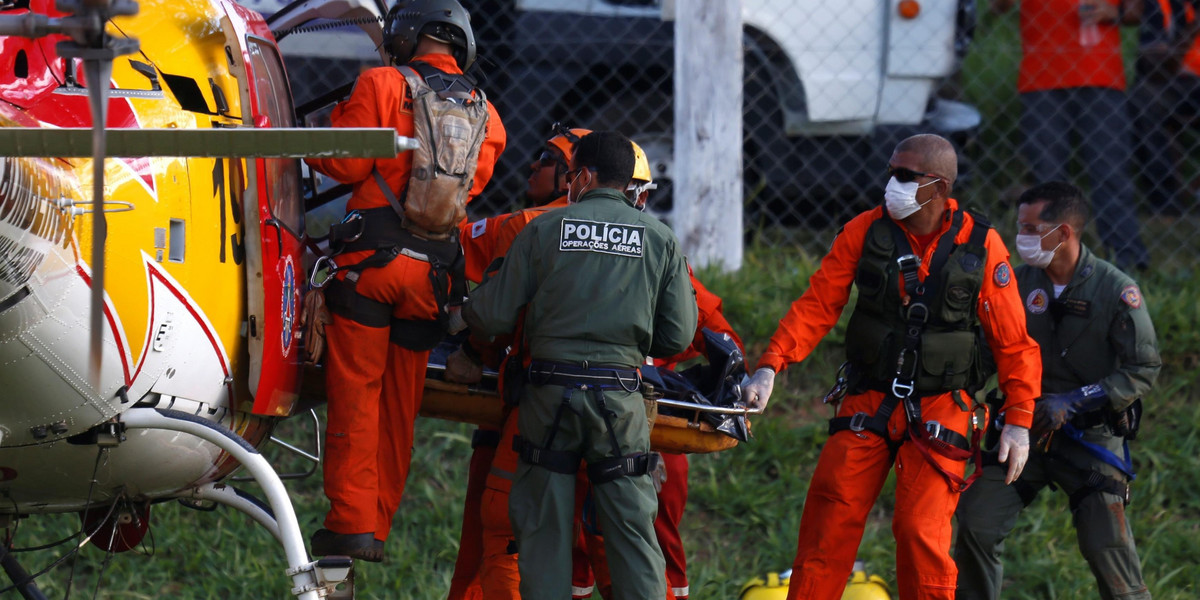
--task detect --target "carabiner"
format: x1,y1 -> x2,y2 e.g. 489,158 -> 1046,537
309,255 -> 338,289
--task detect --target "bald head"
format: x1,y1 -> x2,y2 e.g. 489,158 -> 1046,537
894,134 -> 958,185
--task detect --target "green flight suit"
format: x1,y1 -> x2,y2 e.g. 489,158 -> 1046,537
955,245 -> 1161,600
464,188 -> 697,600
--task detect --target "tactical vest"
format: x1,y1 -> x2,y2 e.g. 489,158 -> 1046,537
844,210 -> 991,395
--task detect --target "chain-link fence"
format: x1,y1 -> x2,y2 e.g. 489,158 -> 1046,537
274,0 -> 1200,271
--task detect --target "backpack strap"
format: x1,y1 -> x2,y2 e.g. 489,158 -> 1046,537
406,61 -> 478,99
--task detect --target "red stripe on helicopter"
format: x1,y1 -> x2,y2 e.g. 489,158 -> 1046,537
74,265 -> 132,385
128,263 -> 231,384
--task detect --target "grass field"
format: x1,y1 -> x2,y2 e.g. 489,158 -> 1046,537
9,241 -> 1200,599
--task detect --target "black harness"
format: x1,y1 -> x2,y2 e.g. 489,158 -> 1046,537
511,361 -> 659,484
827,211 -> 989,491
321,206 -> 464,350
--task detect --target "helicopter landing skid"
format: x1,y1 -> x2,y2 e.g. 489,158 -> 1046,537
0,544 -> 48,600
122,408 -> 350,598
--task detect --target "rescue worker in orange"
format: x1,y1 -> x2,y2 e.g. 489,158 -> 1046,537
302,0 -> 505,561
740,134 -> 1042,599
444,124 -> 589,600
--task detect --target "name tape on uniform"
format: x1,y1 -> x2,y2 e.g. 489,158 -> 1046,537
559,218 -> 644,258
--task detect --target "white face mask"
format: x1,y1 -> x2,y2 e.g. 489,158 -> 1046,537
1015,225 -> 1062,268
884,176 -> 939,220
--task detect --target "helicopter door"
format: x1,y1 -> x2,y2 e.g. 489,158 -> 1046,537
222,8 -> 305,417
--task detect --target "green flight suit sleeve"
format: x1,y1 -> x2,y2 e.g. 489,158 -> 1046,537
463,225 -> 538,339
648,242 -> 698,359
1099,290 -> 1161,411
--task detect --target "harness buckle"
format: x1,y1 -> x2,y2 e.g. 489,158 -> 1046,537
891,379 -> 915,399
906,301 -> 930,324
339,211 -> 365,243
310,255 -> 338,289
895,347 -> 920,382
848,412 -> 869,432
925,420 -> 944,440
896,254 -> 921,273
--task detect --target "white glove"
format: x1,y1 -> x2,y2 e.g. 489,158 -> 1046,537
997,424 -> 1030,485
446,305 -> 468,335
740,368 -> 776,412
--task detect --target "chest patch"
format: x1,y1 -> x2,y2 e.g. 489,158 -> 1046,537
470,219 -> 487,239
993,262 -> 1011,287
959,253 -> 983,272
1120,285 -> 1142,309
559,219 -> 644,258
1026,288 -> 1048,314
948,285 -> 972,304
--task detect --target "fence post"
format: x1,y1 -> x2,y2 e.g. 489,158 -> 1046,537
672,0 -> 743,271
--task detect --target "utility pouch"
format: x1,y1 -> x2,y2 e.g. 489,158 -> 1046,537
982,388 -> 1006,452
1111,398 -> 1143,440
501,355 -> 525,406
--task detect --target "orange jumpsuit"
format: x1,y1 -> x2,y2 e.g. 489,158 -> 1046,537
305,52 -> 506,542
577,272 -> 744,600
754,201 -> 1041,600
447,197 -> 568,600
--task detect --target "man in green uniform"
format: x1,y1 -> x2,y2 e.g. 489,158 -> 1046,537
463,130 -> 697,600
954,181 -> 1161,600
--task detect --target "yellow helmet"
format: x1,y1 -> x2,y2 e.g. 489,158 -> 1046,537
738,569 -> 790,600
628,141 -> 658,201
842,561 -> 891,600
738,562 -> 891,600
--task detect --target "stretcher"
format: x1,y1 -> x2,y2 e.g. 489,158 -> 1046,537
419,361 -> 758,454
302,363 -> 754,454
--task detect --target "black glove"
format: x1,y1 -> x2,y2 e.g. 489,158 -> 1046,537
1032,384 -> 1108,437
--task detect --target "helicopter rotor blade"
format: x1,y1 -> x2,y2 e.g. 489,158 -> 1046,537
84,56 -> 113,390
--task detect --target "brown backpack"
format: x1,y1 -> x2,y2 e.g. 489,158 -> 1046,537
374,62 -> 490,239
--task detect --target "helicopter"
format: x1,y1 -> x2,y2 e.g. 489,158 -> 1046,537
0,0 -> 416,596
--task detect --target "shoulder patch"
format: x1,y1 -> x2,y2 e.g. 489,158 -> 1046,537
1026,288 -> 1048,314
470,219 -> 487,239
993,262 -> 1011,287
1120,285 -> 1142,309
559,218 -> 644,258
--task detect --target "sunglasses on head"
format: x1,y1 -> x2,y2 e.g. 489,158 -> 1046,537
888,166 -> 938,183
537,150 -> 567,169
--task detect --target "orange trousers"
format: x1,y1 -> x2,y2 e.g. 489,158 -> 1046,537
786,391 -> 971,600
321,252 -> 438,540
655,453 -> 690,599
446,437 -> 495,600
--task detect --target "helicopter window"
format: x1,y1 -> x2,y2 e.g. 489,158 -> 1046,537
246,37 -> 304,238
